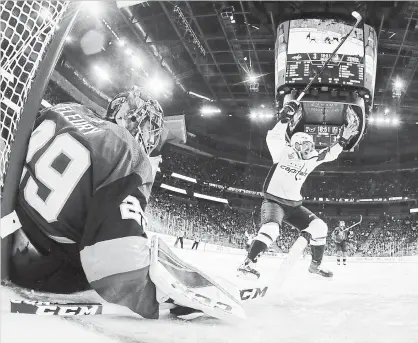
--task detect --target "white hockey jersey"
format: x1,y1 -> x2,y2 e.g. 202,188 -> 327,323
263,122 -> 343,206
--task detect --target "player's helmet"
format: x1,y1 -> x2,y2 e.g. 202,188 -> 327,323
290,132 -> 314,152
106,86 -> 164,155
339,220 -> 345,227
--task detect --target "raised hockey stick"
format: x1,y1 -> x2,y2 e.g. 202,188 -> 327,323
344,215 -> 363,231
296,11 -> 363,102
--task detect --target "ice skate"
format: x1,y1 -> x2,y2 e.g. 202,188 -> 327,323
237,258 -> 260,279
309,261 -> 333,277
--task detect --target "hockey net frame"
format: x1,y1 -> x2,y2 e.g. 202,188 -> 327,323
1,1 -> 79,279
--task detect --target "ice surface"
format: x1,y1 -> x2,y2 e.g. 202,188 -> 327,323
1,249 -> 417,343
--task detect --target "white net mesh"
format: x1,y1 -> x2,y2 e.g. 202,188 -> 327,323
0,1 -> 70,188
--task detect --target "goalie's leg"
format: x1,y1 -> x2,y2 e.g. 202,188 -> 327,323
150,235 -> 245,321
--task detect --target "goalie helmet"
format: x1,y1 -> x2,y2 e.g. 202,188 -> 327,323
290,132 -> 314,152
106,86 -> 164,155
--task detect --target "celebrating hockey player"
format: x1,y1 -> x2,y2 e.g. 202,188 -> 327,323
238,100 -> 359,279
331,216 -> 362,265
9,86 -> 244,321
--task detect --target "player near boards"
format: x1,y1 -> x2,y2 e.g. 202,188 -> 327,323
238,100 -> 359,279
8,86 -> 244,321
331,217 -> 362,265
191,232 -> 200,250
174,228 -> 185,249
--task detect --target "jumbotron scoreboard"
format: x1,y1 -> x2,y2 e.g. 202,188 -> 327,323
287,53 -> 363,86
304,124 -> 340,148
275,18 -> 377,98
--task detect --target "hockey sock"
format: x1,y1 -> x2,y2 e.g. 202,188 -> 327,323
337,258 -> 341,262
247,239 -> 267,263
311,245 -> 325,264
343,258 -> 346,263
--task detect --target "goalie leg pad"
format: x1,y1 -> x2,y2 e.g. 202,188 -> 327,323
302,219 -> 328,246
149,235 -> 246,321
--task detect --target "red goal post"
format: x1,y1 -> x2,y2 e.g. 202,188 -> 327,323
1,1 -> 80,279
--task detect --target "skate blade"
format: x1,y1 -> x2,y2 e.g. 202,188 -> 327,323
309,272 -> 334,280
236,270 -> 259,281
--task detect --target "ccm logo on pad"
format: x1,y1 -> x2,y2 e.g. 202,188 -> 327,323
240,287 -> 268,300
10,300 -> 102,315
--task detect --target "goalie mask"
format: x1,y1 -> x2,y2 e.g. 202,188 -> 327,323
106,86 -> 164,155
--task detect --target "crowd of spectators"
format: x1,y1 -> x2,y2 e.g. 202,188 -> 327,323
147,190 -> 418,257
160,145 -> 418,199
43,81 -> 77,106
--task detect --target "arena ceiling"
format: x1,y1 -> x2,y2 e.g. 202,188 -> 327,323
62,1 -> 418,164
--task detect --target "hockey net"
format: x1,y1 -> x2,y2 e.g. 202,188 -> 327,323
0,1 -> 70,189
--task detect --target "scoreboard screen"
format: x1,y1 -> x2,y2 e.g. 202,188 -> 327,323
304,124 -> 340,148
286,19 -> 364,86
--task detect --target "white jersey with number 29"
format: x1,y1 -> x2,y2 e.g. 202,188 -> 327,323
263,122 -> 343,205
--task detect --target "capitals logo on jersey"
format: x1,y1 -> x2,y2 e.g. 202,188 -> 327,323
280,159 -> 309,181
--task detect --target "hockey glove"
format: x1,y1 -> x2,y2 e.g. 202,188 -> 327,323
338,106 -> 360,147
278,100 -> 301,123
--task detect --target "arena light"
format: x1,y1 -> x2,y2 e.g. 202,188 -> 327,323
250,111 -> 258,119
82,1 -> 103,16
247,73 -> 258,83
118,39 -> 126,47
93,65 -> 110,82
65,36 -> 73,43
194,192 -> 228,204
40,7 -> 53,21
131,55 -> 142,67
201,106 -> 221,115
384,118 -> 390,124
376,117 -> 384,124
146,75 -> 172,97
171,172 -> 197,183
384,108 -> 390,115
369,117 -> 375,123
391,118 -> 400,125
160,183 -> 187,194
125,48 -> 133,56
394,78 -> 404,90
188,91 -> 213,102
